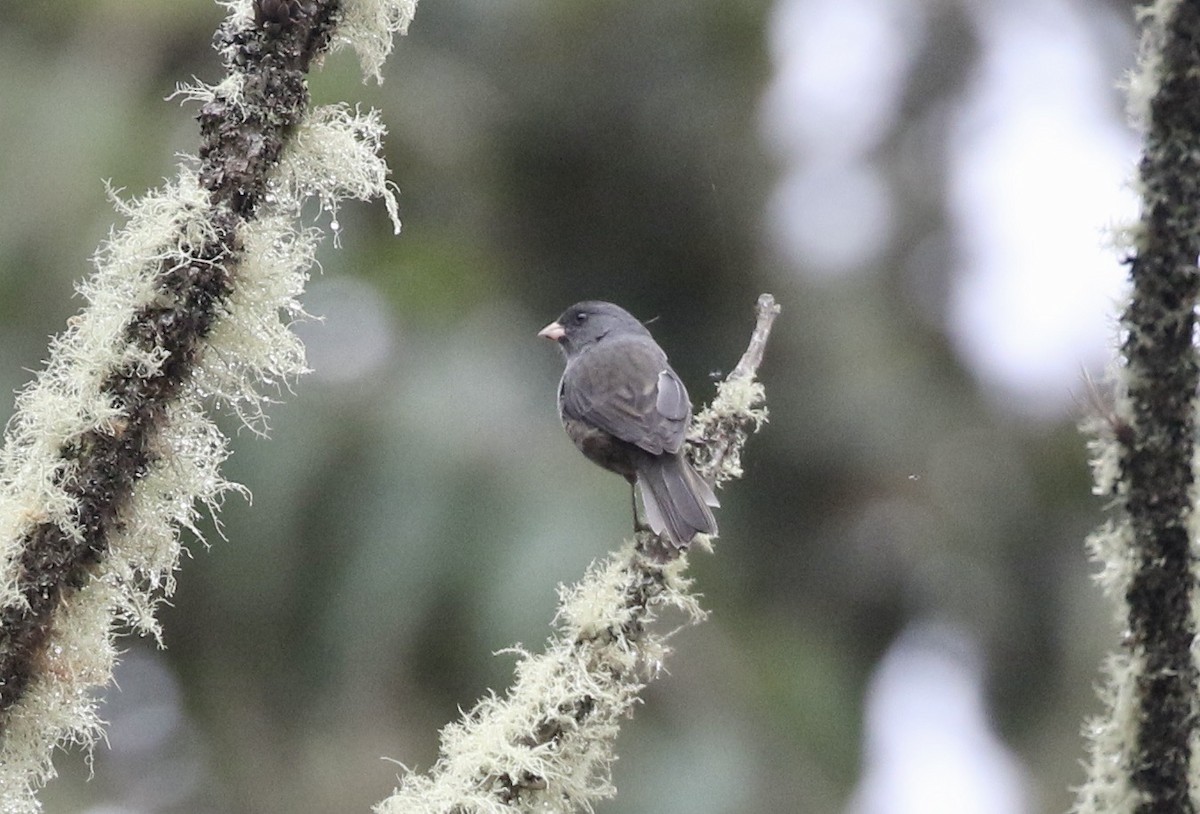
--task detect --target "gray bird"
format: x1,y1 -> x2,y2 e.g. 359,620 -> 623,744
538,301 -> 719,547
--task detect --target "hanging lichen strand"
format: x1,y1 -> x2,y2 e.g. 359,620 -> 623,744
0,1 -> 414,811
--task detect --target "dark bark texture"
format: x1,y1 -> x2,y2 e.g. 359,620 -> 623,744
1121,3 -> 1200,812
0,0 -> 342,727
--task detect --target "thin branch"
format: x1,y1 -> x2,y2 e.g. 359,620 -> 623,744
690,292 -> 778,489
377,294 -> 778,814
731,293 -> 780,382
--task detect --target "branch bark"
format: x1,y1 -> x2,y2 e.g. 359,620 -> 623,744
0,2 -> 414,810
1075,2 -> 1200,812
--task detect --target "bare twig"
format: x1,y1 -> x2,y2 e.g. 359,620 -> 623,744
688,294 -> 777,492
731,293 -> 780,382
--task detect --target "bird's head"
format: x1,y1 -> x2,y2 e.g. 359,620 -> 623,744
538,301 -> 651,356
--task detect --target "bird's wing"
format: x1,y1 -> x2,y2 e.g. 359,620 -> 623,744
561,338 -> 690,455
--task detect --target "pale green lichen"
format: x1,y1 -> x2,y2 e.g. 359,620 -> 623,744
268,103 -> 402,238
1070,652 -> 1142,814
689,375 -> 768,485
0,584 -> 115,814
1077,366 -> 1129,503
1122,0 -> 1179,133
338,0 -> 419,83
377,545 -> 705,814
1084,518 -> 1136,621
0,1 -> 415,809
0,172 -> 217,614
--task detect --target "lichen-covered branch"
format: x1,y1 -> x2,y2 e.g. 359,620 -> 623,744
1074,2 -> 1200,813
0,1 -> 415,810
690,293 -> 779,488
376,294 -> 777,814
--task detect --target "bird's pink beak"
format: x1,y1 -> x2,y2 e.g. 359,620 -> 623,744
538,321 -> 565,341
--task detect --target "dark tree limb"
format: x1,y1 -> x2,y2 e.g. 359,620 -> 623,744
1121,3 -> 1200,812
1077,2 -> 1200,813
0,1 -> 413,809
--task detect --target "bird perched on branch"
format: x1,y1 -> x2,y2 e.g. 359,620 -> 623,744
538,301 -> 719,548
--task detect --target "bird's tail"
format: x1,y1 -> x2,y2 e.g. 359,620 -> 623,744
637,453 -> 719,547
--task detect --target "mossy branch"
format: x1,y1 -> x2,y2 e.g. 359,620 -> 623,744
376,295 -> 778,814
0,1 -> 415,810
1075,1 -> 1200,812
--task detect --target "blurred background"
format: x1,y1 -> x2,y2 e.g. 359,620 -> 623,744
0,0 -> 1142,812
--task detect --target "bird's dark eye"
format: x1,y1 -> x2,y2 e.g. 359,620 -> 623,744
574,312 -> 588,324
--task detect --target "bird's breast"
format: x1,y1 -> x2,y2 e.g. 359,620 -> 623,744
561,416 -> 641,482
